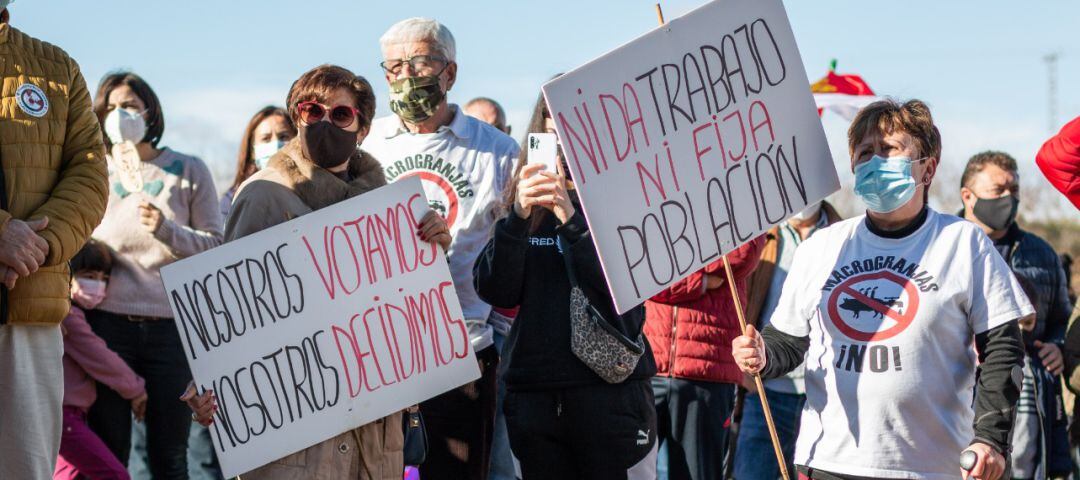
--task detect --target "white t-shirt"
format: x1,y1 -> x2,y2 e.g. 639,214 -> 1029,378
362,106 -> 520,351
769,209 -> 1033,479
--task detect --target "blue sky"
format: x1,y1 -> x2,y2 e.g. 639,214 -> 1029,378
16,1 -> 1080,217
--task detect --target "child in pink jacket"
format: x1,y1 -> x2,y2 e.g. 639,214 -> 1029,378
54,240 -> 147,480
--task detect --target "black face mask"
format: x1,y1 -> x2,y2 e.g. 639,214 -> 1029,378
972,194 -> 1019,232
301,121 -> 357,170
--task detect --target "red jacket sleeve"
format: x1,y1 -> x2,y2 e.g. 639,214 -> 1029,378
1036,116 -> 1080,210
62,308 -> 146,400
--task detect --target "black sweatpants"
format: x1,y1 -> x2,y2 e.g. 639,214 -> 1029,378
652,377 -> 736,480
505,379 -> 658,480
419,344 -> 500,480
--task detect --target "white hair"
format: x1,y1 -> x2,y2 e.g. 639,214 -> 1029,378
380,17 -> 456,62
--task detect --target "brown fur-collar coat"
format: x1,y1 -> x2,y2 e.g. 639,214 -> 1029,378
223,138 -> 403,480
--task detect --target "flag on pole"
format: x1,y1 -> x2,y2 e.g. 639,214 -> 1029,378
812,60 -> 879,121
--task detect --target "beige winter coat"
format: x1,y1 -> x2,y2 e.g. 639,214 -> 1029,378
226,138 -> 403,480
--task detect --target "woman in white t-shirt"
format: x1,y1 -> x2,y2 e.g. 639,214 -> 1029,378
733,99 -> 1031,480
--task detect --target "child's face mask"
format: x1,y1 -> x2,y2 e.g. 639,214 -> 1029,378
72,277 -> 107,310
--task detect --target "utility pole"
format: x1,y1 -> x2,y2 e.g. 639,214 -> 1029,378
1044,53 -> 1059,133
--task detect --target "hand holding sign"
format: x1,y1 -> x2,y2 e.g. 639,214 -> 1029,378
160,178 -> 479,477
732,324 -> 766,374
417,209 -> 452,250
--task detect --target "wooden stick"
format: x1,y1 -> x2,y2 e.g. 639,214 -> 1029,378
722,254 -> 791,480
651,5 -> 789,477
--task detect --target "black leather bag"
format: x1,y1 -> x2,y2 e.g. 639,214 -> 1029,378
402,406 -> 428,466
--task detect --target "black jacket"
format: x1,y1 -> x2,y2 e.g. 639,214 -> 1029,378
474,210 -> 656,391
993,224 -> 1073,476
994,223 -> 1072,345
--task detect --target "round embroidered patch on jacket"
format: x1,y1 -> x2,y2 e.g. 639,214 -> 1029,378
16,83 -> 49,118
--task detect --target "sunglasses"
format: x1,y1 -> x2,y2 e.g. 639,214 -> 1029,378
297,101 -> 361,129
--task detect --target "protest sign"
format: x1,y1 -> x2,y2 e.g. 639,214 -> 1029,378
160,177 -> 479,477
542,0 -> 840,313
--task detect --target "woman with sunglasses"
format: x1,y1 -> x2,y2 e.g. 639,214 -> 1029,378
220,106 -> 298,218
88,71 -> 224,479
473,90 -> 659,479
183,64 -> 450,479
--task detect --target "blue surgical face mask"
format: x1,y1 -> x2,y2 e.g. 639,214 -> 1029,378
253,139 -> 287,170
853,155 -> 926,214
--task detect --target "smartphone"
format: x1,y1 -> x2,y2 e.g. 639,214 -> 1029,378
527,133 -> 559,175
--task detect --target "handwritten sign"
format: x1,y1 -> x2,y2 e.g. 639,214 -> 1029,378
543,0 -> 840,313
160,178 -> 480,477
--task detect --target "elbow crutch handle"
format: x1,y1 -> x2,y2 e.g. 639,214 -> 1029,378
960,450 -> 978,472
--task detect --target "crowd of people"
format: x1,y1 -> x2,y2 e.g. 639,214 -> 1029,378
1,4 -> 1079,480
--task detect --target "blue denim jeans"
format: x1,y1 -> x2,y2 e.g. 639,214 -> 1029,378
128,421 -> 223,480
734,388 -> 805,480
489,331 -> 519,480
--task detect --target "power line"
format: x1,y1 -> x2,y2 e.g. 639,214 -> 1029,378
1044,52 -> 1060,133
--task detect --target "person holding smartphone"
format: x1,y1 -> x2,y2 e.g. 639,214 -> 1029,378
474,91 -> 658,479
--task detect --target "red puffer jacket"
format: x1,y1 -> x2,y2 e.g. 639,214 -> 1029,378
1036,116 -> 1080,210
644,236 -> 764,384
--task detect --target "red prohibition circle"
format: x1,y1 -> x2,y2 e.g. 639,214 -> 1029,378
400,170 -> 459,228
826,270 -> 920,342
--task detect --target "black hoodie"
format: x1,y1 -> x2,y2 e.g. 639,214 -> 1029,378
474,208 -> 656,391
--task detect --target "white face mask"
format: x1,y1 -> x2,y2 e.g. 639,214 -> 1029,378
790,201 -> 822,222
71,278 -> 107,310
103,108 -> 147,145
253,139 -> 287,170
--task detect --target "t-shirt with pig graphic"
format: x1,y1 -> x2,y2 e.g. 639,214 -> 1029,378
768,209 -> 1033,479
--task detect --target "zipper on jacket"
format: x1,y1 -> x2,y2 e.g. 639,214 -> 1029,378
555,392 -> 563,417
0,149 -> 8,326
667,306 -> 679,376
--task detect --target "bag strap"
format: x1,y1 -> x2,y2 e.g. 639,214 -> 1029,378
558,235 -> 582,288
557,235 -> 645,346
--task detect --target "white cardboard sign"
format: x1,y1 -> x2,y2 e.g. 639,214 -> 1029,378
542,0 -> 840,313
161,177 -> 480,477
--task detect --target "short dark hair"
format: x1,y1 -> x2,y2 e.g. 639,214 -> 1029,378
93,71 -> 165,149
848,98 -> 942,162
961,151 -> 1018,189
286,65 -> 375,131
70,239 -> 113,275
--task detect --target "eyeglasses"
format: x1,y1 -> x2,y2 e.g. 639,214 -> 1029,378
380,55 -> 448,75
297,101 -> 361,129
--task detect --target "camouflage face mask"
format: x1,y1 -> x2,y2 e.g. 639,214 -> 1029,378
388,74 -> 446,123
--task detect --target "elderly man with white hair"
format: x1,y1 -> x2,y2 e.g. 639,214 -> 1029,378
362,17 -> 520,480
